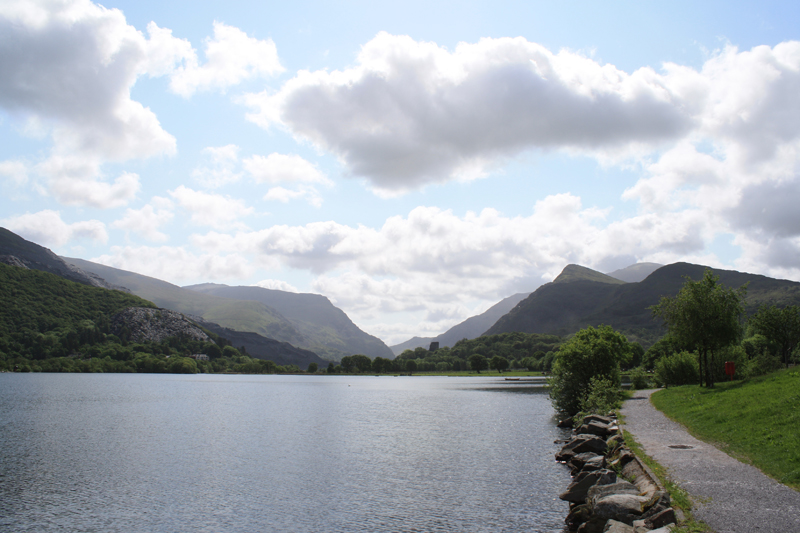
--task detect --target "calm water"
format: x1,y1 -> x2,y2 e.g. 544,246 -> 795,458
0,373 -> 570,532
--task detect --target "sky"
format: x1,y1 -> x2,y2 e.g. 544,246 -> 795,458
2,0 -> 800,346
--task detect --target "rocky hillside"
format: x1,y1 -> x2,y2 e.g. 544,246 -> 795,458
0,227 -> 128,291
110,307 -> 211,344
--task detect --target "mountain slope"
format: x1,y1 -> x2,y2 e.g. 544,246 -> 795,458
66,258 -> 391,360
390,291 -> 530,354
0,227 -> 127,291
485,262 -> 800,348
184,284 -> 394,360
606,262 -> 663,283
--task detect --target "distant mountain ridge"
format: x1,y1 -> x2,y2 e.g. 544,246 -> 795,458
606,262 -> 662,283
390,291 -> 529,354
485,262 -> 800,347
65,258 -> 392,361
185,283 -> 394,360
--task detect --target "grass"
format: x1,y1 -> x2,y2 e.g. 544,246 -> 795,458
651,368 -> 800,490
621,428 -> 714,533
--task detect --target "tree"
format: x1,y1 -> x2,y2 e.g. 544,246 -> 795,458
548,325 -> 632,416
405,359 -> 417,374
651,269 -> 746,388
307,362 -> 318,373
489,355 -> 509,373
372,356 -> 392,373
350,354 -> 372,373
748,305 -> 800,368
340,355 -> 355,373
469,353 -> 488,373
327,362 -> 335,374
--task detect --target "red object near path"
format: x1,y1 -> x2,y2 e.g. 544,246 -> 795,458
725,361 -> 736,381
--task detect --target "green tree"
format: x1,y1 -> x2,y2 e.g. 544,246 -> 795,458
327,362 -> 335,374
489,355 -> 509,373
372,356 -> 392,373
468,353 -> 488,373
748,305 -> 800,368
307,362 -> 318,373
405,359 -> 417,374
651,269 -> 746,388
548,325 -> 632,416
340,355 -> 355,373
350,354 -> 372,373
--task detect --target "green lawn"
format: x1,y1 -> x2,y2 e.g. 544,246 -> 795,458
651,368 -> 800,490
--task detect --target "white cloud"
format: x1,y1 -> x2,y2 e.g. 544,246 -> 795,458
255,279 -> 299,292
192,144 -> 242,188
243,153 -> 330,184
112,200 -> 174,242
2,209 -> 107,248
93,245 -> 254,283
242,32 -> 691,192
169,185 -> 253,229
168,21 -> 284,97
0,160 -> 28,185
0,0 -> 178,162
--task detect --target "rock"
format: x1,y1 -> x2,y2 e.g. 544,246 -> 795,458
577,517 -> 609,533
648,525 -> 676,533
558,417 -> 575,428
577,421 -> 615,437
587,481 -> 641,506
570,434 -> 609,455
593,493 -> 650,524
560,470 -> 617,503
583,414 -> 614,425
110,307 -> 211,344
602,520 -> 635,533
643,507 -> 677,530
569,452 -> 605,472
557,434 -> 607,461
565,503 -> 593,529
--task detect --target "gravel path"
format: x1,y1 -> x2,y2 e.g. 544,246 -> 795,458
620,389 -> 800,533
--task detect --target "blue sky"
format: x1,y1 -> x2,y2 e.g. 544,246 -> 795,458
2,0 -> 800,345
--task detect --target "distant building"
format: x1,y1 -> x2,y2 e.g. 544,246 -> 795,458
189,353 -> 209,361
429,342 -> 439,351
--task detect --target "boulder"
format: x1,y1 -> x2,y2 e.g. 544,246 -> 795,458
592,493 -> 650,524
565,503 -> 593,529
557,435 -> 608,461
560,470 -> 617,503
642,507 -> 677,530
569,452 -> 605,473
577,421 -> 615,437
602,520 -> 635,533
587,481 -> 641,506
583,414 -> 614,425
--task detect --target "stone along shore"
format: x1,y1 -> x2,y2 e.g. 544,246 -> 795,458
555,414 -> 680,533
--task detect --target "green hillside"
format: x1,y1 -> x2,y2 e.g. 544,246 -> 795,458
486,262 -> 800,348
185,284 -> 394,360
652,368 -> 800,489
66,258 -> 392,361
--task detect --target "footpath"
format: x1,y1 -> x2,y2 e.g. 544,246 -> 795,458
621,389 -> 800,533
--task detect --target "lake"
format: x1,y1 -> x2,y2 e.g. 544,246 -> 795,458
0,373 -> 571,532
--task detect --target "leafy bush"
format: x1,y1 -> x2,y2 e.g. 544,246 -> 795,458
577,376 -> 622,419
654,351 -> 699,387
629,367 -> 650,390
549,325 -> 632,416
743,349 -> 783,378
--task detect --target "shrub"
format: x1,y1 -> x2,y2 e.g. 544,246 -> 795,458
654,351 -> 699,387
629,367 -> 650,390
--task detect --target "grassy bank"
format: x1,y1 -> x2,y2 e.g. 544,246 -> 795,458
651,367 -> 800,490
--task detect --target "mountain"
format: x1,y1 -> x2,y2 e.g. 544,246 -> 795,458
390,291 -> 530,354
485,262 -> 800,348
0,227 -> 127,291
184,283 -> 394,360
606,262 -> 663,283
65,258 -> 392,361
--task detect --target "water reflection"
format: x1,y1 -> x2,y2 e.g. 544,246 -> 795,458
0,373 -> 570,532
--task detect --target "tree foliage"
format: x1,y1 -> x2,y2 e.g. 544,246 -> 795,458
548,325 -> 632,416
651,269 -> 746,388
748,304 -> 800,368
468,353 -> 488,373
